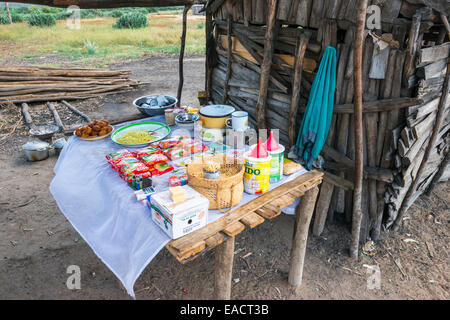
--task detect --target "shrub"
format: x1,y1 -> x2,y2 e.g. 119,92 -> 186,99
84,41 -> 98,55
11,13 -> 24,23
113,12 -> 148,29
80,9 -> 98,18
27,12 -> 56,27
136,8 -> 148,16
197,22 -> 204,29
54,11 -> 71,20
14,7 -> 31,15
111,9 -> 124,18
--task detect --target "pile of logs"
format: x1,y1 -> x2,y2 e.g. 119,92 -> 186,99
0,66 -> 140,104
385,44 -> 450,228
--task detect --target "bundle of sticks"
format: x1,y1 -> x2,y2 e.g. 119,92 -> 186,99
384,45 -> 450,228
0,66 -> 140,104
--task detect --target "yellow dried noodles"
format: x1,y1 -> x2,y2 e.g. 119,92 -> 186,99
116,130 -> 157,144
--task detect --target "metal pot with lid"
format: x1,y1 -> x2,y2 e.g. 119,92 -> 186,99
199,105 -> 235,129
22,140 -> 50,162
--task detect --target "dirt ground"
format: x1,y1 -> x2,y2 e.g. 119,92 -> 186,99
0,55 -> 449,300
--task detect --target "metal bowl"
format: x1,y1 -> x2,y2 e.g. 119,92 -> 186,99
29,125 -> 60,141
175,112 -> 200,130
133,94 -> 178,117
52,138 -> 67,156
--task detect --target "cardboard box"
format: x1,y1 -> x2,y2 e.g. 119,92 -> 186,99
149,185 -> 209,239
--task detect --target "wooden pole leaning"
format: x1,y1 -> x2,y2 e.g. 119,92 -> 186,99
177,4 -> 192,107
288,186 -> 319,287
349,0 -> 369,260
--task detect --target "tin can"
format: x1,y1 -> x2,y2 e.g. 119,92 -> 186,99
243,152 -> 272,195
267,144 -> 285,183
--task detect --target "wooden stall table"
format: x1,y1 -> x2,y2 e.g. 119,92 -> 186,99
165,170 -> 323,299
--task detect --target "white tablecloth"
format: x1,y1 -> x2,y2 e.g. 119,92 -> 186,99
50,115 -> 306,297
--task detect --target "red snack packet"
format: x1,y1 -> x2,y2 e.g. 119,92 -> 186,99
151,162 -> 174,176
106,149 -> 133,163
164,147 -> 189,160
114,156 -> 140,169
120,162 -> 149,176
169,174 -> 188,187
140,153 -> 168,166
133,147 -> 161,160
158,135 -> 187,149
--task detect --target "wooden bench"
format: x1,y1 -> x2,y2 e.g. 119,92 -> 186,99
165,170 -> 323,299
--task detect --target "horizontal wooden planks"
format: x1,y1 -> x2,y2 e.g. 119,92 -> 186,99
166,170 -> 324,262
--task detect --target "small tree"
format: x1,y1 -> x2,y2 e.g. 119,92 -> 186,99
27,12 -> 56,27
113,12 -> 148,29
5,3 -> 12,24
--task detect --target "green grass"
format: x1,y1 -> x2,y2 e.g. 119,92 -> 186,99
0,13 -> 205,66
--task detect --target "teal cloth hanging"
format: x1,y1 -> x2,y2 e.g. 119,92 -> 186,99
296,46 -> 337,170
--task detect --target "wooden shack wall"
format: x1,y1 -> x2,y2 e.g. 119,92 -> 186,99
207,0 -> 449,241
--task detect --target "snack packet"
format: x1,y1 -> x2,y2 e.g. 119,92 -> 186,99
133,147 -> 161,159
164,147 -> 189,160
114,156 -> 140,169
168,168 -> 188,187
283,158 -> 304,175
120,162 -> 150,176
140,153 -> 169,166
106,149 -> 133,163
151,162 -> 174,176
158,135 -> 187,149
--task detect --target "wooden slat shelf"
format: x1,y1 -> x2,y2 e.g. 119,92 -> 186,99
165,170 -> 323,264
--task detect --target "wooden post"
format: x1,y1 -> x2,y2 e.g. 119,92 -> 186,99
403,13 -> 421,87
440,14 -> 450,39
425,149 -> 450,196
177,5 -> 191,107
5,3 -> 12,24
393,59 -> 450,231
313,181 -> 334,236
289,31 -> 311,148
223,14 -> 233,104
288,186 -> 319,287
214,236 -> 235,300
205,9 -> 213,101
349,0 -> 368,260
255,0 -> 279,130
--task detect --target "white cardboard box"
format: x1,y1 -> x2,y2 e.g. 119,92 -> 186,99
149,185 -> 209,239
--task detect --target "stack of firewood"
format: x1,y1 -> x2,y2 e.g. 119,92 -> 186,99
0,66 -> 140,104
384,43 -> 450,228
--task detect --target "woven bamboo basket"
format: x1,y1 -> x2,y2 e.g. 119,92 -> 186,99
187,154 -> 245,213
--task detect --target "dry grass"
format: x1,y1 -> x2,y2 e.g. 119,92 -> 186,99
0,13 -> 205,66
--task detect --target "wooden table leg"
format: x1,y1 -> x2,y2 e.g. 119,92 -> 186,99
214,236 -> 235,300
288,186 -> 319,287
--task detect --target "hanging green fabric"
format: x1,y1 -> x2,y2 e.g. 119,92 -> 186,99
296,46 -> 337,170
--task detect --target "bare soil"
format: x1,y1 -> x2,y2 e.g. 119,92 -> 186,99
0,55 -> 448,300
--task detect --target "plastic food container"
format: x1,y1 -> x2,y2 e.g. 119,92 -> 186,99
165,109 -> 175,126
